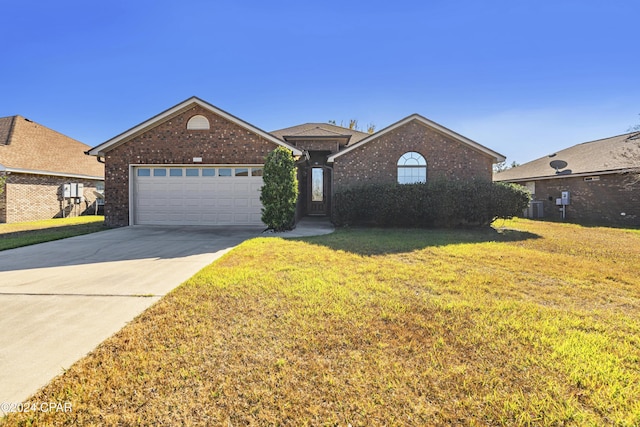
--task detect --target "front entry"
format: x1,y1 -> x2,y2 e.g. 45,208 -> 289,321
307,166 -> 329,215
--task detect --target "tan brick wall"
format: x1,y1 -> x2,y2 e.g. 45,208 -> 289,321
520,173 -> 640,226
2,173 -> 102,223
0,175 -> 6,223
104,105 -> 280,227
333,120 -> 494,193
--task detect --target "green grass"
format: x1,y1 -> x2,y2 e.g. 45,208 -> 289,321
0,216 -> 108,251
2,219 -> 640,426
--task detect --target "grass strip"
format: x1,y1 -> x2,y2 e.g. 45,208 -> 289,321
0,216 -> 108,251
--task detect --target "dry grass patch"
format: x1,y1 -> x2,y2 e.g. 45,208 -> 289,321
2,219 -> 640,426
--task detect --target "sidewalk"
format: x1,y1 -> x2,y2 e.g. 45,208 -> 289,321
265,216 -> 335,238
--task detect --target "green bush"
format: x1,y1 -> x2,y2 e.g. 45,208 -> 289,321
260,147 -> 299,231
332,180 -> 530,228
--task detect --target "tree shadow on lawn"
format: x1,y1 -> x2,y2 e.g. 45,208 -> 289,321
297,226 -> 540,256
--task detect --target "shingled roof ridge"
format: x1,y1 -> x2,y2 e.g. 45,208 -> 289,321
0,115 -> 18,145
295,125 -> 347,136
573,130 -> 640,146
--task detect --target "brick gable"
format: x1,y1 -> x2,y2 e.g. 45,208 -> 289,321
332,120 -> 494,192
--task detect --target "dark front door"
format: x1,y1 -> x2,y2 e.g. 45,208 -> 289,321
308,166 -> 329,215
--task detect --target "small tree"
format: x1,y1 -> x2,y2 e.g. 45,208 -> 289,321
328,119 -> 376,134
260,147 -> 298,231
493,160 -> 520,173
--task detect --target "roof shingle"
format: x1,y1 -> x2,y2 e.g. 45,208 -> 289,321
270,123 -> 370,145
0,115 -> 104,178
494,132 -> 640,182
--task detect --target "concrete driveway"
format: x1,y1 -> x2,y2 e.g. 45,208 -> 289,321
0,225 -> 264,409
0,218 -> 334,411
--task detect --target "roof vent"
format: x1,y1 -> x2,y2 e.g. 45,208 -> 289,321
187,115 -> 210,130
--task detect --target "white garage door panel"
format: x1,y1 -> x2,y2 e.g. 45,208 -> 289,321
217,198 -> 233,208
133,166 -> 264,226
234,199 -> 249,208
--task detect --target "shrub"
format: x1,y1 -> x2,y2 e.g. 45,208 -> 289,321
490,182 -> 531,221
260,147 -> 299,231
333,180 -> 530,228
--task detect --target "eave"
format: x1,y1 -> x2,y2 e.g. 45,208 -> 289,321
328,114 -> 505,163
87,97 -> 302,157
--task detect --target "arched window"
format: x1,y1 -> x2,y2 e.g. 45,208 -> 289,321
397,152 -> 427,184
186,115 -> 210,130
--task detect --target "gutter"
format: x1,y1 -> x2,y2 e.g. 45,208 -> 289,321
494,168 -> 636,183
0,166 -> 103,181
84,150 -> 105,164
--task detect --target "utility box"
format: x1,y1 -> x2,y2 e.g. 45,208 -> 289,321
561,191 -> 570,205
63,183 -> 84,199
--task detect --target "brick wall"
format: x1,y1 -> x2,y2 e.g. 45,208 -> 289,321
332,120 -> 494,193
2,173 -> 102,223
104,105 -> 279,227
0,176 -> 6,223
292,139 -> 341,153
523,173 -> 640,226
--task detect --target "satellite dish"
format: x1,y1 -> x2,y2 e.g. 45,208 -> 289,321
550,160 -> 568,173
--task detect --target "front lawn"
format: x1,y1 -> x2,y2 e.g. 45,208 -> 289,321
0,216 -> 107,251
2,219 -> 639,425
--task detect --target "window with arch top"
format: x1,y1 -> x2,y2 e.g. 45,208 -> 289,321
397,151 -> 427,184
187,115 -> 210,130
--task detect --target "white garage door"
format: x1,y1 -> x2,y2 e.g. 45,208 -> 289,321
133,166 -> 264,226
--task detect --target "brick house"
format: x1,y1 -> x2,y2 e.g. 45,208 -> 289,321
494,131 -> 640,226
87,97 -> 505,227
0,115 -> 104,223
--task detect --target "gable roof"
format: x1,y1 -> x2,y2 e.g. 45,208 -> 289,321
270,123 -> 370,145
87,97 -> 302,157
0,115 -> 104,179
494,131 -> 640,182
327,114 -> 506,163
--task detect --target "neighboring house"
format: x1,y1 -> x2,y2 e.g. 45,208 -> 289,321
87,97 -> 505,227
494,131 -> 640,226
0,115 -> 104,223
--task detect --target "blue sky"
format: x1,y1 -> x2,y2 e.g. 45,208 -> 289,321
1,0 -> 638,164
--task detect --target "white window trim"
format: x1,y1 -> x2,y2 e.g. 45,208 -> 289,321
397,152 -> 427,184
186,115 -> 210,130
